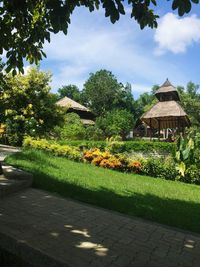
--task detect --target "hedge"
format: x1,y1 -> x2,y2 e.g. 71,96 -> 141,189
56,139 -> 175,154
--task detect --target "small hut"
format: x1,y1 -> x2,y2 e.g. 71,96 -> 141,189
57,97 -> 95,125
141,79 -> 190,139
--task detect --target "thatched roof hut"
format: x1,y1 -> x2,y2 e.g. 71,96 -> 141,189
57,97 -> 90,112
57,97 -> 95,125
141,79 -> 190,130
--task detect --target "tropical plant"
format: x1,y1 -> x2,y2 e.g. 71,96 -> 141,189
175,131 -> 200,177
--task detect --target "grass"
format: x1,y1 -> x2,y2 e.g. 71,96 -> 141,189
6,148 -> 200,234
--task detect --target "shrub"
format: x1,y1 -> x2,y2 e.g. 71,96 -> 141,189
53,113 -> 86,140
91,156 -> 104,166
128,160 -> 142,173
59,139 -> 175,155
176,165 -> 200,185
99,157 -> 122,170
105,136 -> 126,154
141,157 -> 178,180
23,137 -> 81,161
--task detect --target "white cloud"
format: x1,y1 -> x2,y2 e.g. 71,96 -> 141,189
41,8 -> 185,93
154,13 -> 200,55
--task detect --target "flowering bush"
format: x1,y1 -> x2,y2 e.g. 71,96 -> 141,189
99,157 -> 122,170
128,160 -> 142,173
84,148 -> 123,170
83,147 -> 142,172
91,156 -> 104,166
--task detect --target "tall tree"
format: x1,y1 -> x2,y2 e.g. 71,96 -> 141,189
96,109 -> 135,140
82,69 -> 135,116
0,0 -> 199,72
135,87 -> 157,119
57,84 -> 81,102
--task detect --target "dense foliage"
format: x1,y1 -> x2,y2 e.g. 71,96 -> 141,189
54,113 -> 86,140
96,109 -> 134,139
81,70 -> 135,116
57,84 -> 81,102
178,82 -> 200,127
0,67 -> 63,145
58,139 -> 175,154
1,0 -> 199,72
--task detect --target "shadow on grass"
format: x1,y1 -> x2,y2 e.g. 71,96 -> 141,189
6,150 -> 200,234
22,168 -> 200,234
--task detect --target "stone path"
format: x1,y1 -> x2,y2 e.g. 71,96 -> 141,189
0,188 -> 200,267
0,144 -> 20,161
0,145 -> 32,198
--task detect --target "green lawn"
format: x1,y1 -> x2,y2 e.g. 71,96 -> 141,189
6,149 -> 200,234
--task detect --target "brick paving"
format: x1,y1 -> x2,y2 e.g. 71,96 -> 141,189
0,188 -> 200,267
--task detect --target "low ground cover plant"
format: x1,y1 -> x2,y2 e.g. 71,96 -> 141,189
23,136 -> 81,161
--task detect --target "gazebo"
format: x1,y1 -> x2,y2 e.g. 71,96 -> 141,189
141,79 -> 190,139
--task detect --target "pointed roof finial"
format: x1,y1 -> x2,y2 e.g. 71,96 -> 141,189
161,78 -> 173,88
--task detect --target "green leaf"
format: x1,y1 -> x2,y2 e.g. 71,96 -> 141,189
182,147 -> 190,160
176,162 -> 186,176
176,151 -> 180,161
188,138 -> 194,149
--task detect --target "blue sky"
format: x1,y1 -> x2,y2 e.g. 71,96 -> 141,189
35,2 -> 200,98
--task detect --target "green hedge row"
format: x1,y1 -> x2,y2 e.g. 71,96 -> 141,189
56,139 -> 175,154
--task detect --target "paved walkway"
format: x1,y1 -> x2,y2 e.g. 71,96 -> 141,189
0,144 -> 20,161
0,189 -> 200,267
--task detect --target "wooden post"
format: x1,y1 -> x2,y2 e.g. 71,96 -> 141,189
150,118 -> 152,141
158,119 -> 160,141
177,118 -> 180,135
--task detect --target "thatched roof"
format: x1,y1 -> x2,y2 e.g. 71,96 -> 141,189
155,79 -> 180,101
81,119 -> 95,125
141,100 -> 190,129
57,97 -> 90,112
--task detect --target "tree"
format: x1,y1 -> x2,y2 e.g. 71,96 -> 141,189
96,109 -> 135,139
82,69 -> 135,116
57,84 -> 81,102
0,0 -> 199,73
116,82 -> 136,113
54,113 -> 86,140
134,85 -> 158,119
0,67 -> 64,145
178,82 -> 200,127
